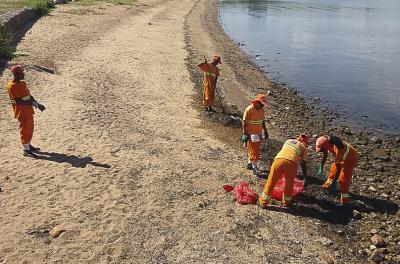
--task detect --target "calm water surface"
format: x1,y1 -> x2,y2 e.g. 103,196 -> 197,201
219,0 -> 400,134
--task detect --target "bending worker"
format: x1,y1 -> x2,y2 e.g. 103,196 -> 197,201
315,135 -> 359,205
198,55 -> 221,113
242,94 -> 269,176
258,134 -> 309,208
6,65 -> 45,158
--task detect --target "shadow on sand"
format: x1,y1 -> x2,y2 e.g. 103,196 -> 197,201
265,176 -> 399,225
34,150 -> 111,169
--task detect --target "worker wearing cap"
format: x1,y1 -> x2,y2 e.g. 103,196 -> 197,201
258,134 -> 309,208
198,55 -> 221,113
315,135 -> 359,205
242,94 -> 269,176
6,65 -> 45,157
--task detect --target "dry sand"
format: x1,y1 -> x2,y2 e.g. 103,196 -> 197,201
0,0 -> 366,263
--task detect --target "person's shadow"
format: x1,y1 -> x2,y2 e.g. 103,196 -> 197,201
265,176 -> 399,225
34,151 -> 111,169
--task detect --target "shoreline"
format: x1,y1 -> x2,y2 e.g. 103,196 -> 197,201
185,0 -> 400,262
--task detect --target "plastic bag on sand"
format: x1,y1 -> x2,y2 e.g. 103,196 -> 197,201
223,181 -> 259,205
271,177 -> 304,201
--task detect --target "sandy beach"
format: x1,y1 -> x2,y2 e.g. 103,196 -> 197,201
0,0 -> 399,263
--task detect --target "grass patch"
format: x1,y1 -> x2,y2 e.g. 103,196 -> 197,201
0,0 -> 55,15
0,25 -> 13,60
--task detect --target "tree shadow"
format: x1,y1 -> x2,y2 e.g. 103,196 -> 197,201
34,151 -> 111,169
264,175 -> 399,225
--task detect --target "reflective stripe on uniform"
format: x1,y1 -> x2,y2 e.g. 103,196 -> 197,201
343,142 -> 350,161
10,99 -> 16,104
248,120 -> 263,125
21,95 -> 31,100
260,193 -> 270,200
341,193 -> 351,198
204,72 -> 216,78
285,142 -> 301,157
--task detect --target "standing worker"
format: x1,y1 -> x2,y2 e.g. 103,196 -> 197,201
242,94 -> 269,176
315,135 -> 359,205
6,65 -> 45,158
198,55 -> 221,113
258,134 -> 309,208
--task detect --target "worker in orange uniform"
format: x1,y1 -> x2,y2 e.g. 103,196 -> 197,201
242,94 -> 269,176
198,55 -> 221,113
315,135 -> 359,205
258,134 -> 309,208
6,65 -> 45,158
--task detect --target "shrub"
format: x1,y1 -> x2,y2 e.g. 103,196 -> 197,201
34,0 -> 56,16
0,26 -> 13,60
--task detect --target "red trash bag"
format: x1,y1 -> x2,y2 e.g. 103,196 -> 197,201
271,177 -> 304,201
224,181 -> 259,205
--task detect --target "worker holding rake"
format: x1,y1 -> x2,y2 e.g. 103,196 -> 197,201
198,55 -> 221,113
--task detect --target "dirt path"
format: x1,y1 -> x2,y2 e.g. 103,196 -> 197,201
0,1 -> 353,263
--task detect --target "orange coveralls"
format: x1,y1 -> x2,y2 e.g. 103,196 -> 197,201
260,139 -> 308,206
324,142 -> 358,203
243,104 -> 265,164
6,80 -> 35,145
198,62 -> 220,107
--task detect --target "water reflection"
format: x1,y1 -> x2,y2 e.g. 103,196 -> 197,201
220,0 -> 400,133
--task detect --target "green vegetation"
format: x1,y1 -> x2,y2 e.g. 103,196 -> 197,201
0,25 -> 13,60
33,0 -> 55,15
0,0 -> 55,15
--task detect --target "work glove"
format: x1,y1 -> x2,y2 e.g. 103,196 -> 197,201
316,165 -> 323,177
241,133 -> 248,144
264,129 -> 269,140
37,104 -> 46,112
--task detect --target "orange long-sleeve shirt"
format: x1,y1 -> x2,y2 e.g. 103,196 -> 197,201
6,80 -> 34,118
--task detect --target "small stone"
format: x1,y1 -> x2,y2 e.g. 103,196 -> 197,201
370,245 -> 377,250
371,229 -> 379,234
5,176 -> 9,180
318,237 -> 333,246
370,248 -> 386,263
371,137 -> 383,144
353,210 -> 362,220
371,234 -> 386,247
49,226 -> 66,238
372,149 -> 390,161
395,137 -> 400,143
312,134 -> 318,138
368,186 -> 377,192
381,193 -> 389,199
321,254 -> 334,264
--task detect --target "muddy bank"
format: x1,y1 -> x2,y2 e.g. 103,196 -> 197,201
185,0 -> 400,263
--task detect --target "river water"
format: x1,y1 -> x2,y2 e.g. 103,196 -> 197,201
219,0 -> 400,134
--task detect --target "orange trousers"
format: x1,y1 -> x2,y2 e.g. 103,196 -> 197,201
247,139 -> 262,163
18,114 -> 34,144
326,162 -> 356,195
263,158 -> 297,201
203,81 -> 215,107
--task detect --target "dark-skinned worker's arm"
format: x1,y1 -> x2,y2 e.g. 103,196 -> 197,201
30,95 -> 46,112
262,120 -> 269,140
299,160 -> 308,182
316,150 -> 328,177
